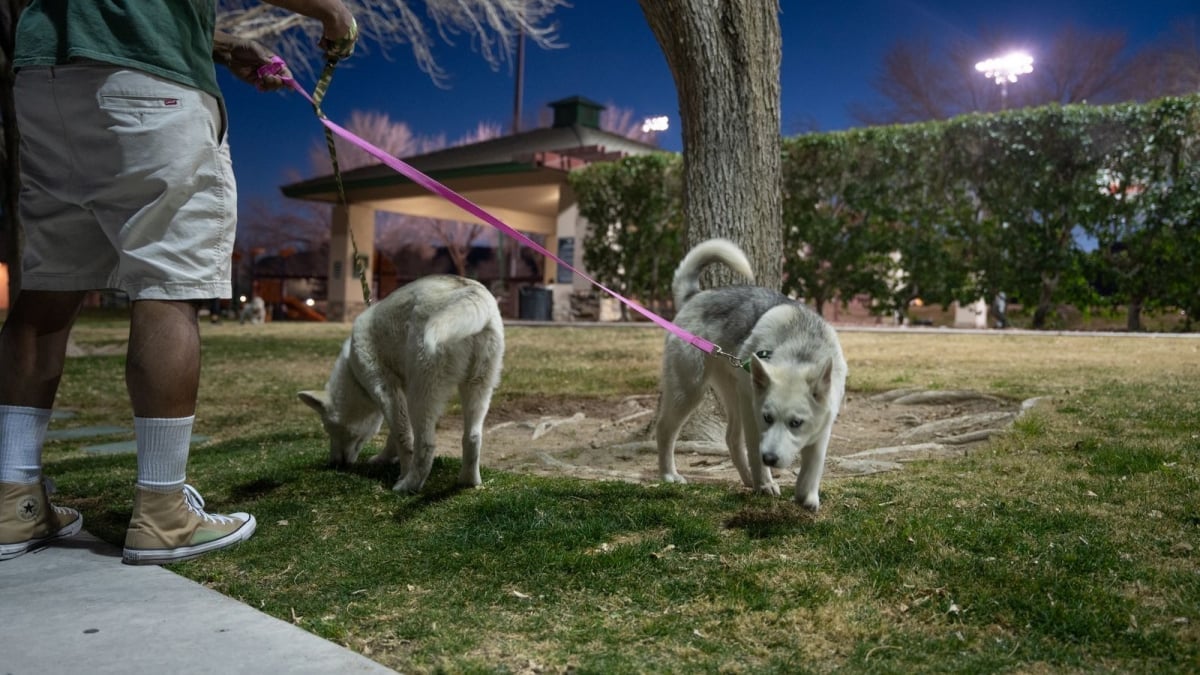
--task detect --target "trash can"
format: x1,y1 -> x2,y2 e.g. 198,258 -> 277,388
518,286 -> 553,321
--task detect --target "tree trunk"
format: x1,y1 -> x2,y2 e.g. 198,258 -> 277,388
636,1 -> 784,454
1126,296 -> 1143,332
638,0 -> 783,290
1032,272 -> 1059,329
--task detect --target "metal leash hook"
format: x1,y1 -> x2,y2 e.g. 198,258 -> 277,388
709,344 -> 746,370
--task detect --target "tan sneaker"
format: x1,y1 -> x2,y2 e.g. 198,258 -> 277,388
122,484 -> 256,565
0,479 -> 83,561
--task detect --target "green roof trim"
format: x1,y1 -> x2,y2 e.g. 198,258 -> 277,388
280,161 -> 543,200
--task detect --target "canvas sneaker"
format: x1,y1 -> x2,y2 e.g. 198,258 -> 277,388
122,484 -> 256,565
0,479 -> 83,561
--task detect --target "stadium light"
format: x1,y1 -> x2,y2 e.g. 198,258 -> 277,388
975,51 -> 1034,109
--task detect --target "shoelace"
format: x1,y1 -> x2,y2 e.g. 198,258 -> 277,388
181,484 -> 237,525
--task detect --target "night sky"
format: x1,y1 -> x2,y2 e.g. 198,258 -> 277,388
217,0 -> 1198,215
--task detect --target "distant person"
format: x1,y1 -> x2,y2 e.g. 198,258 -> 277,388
994,292 -> 1009,329
0,0 -> 356,563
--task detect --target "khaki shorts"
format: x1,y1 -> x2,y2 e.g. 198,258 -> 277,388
15,63 -> 236,301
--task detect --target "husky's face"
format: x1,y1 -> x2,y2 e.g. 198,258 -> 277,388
749,355 -> 834,469
297,390 -> 384,464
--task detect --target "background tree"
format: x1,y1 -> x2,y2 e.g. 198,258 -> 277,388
1121,19 -> 1200,101
780,132 -> 896,316
1085,97 -> 1200,330
638,0 -> 783,290
569,154 -> 683,319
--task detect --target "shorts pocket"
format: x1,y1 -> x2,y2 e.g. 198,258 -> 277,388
99,95 -> 189,112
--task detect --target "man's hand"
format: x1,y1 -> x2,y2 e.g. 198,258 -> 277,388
260,1 -> 358,63
318,15 -> 357,63
213,31 -> 292,90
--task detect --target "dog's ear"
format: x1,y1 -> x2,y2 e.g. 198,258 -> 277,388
297,390 -> 331,416
809,358 -> 834,402
750,353 -> 773,393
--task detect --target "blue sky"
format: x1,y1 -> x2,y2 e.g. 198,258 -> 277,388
218,0 -> 1197,213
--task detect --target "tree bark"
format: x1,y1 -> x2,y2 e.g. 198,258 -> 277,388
638,0 -> 783,290
1032,272 -> 1059,329
1126,296 -> 1143,332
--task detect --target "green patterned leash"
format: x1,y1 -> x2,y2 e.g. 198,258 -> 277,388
309,20 -> 371,307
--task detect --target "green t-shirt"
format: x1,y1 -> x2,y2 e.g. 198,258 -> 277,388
14,0 -> 221,99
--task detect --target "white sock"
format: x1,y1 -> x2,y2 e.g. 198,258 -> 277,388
0,405 -> 53,484
135,416 -> 194,492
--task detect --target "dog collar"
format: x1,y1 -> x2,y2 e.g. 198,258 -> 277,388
740,350 -> 772,372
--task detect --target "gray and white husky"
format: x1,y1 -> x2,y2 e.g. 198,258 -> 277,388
656,239 -> 847,511
298,275 -> 504,494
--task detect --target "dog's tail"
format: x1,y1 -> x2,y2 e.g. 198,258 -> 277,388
423,286 -> 502,354
672,238 -> 755,307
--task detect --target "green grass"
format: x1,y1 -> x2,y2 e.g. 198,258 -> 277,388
32,318 -> 1200,673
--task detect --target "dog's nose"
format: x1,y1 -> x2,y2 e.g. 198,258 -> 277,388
762,452 -> 779,467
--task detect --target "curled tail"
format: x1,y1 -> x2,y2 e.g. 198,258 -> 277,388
672,238 -> 755,307
423,285 -> 502,355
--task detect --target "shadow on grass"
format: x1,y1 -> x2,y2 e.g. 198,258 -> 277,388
230,477 -> 287,501
725,499 -> 818,539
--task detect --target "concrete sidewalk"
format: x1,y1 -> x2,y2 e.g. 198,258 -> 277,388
0,530 -> 396,675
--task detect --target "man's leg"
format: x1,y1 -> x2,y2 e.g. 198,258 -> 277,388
0,290 -> 87,408
0,290 -> 86,560
122,299 -> 255,565
126,299 -> 202,418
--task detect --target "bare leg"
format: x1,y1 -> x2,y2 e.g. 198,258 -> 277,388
0,290 -> 87,408
126,300 -> 200,418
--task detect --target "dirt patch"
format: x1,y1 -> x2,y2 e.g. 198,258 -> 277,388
421,389 -> 1032,488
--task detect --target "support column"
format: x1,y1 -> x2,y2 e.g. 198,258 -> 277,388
551,187 -> 585,321
327,203 -> 376,322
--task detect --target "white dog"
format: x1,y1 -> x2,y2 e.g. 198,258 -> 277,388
239,296 -> 266,324
299,275 -> 504,494
656,239 -> 847,511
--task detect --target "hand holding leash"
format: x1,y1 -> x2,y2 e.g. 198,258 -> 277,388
318,16 -> 358,64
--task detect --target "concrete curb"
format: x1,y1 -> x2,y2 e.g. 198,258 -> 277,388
0,530 -> 396,674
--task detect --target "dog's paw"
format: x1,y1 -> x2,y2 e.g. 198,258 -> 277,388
796,494 -> 821,512
754,483 -> 782,497
391,477 -> 425,495
368,453 -> 399,465
662,472 -> 689,484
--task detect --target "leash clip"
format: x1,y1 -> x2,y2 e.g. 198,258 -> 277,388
711,345 -> 746,370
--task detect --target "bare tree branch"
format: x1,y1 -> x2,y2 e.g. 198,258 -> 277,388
217,0 -> 569,84
1122,19 -> 1200,100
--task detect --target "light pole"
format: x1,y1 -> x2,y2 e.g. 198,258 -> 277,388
975,51 -> 1033,110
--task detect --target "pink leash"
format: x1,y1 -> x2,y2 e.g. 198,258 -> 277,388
258,57 -> 741,367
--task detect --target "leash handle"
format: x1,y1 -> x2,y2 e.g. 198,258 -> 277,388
264,58 -> 740,362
